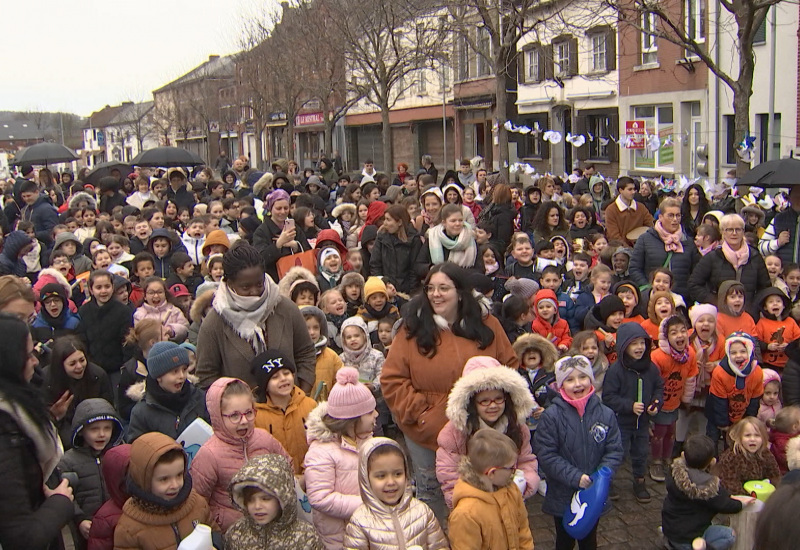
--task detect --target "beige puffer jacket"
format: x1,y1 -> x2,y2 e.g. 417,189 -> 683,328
343,438 -> 449,550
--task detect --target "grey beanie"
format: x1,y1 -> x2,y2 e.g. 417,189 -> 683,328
147,341 -> 190,379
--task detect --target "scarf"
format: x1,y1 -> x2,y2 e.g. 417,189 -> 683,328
427,225 -> 477,267
0,390 -> 63,479
362,301 -> 393,321
341,337 -> 370,366
128,468 -> 193,510
559,386 -> 595,417
478,414 -> 509,435
145,376 -> 194,414
699,243 -> 718,256
726,357 -> 754,390
485,262 -> 500,275
213,275 -> 281,354
722,241 -> 750,269
654,220 -> 685,253
314,336 -> 328,357
319,263 -> 343,288
326,311 -> 347,330
658,320 -> 689,363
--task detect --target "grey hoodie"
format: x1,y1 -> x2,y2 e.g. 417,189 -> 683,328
53,231 -> 92,274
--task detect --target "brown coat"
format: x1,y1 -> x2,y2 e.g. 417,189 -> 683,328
254,387 -> 317,474
604,199 -> 654,246
195,296 -> 316,390
381,315 -> 517,450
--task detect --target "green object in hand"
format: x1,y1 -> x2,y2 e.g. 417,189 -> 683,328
637,379 -> 643,403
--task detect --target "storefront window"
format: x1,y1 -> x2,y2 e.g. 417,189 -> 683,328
632,105 -> 674,170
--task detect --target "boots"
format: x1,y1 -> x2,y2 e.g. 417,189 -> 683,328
634,477 -> 651,503
649,459 -> 666,482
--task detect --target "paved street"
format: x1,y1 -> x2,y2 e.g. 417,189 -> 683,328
526,461 -> 668,550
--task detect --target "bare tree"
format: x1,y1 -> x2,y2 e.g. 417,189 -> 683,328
121,101 -> 154,151
605,0 -> 782,175
329,0 -> 447,171
151,101 -> 175,145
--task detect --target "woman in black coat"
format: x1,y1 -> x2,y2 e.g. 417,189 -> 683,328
482,183 -> 516,253
369,204 -> 424,294
252,189 -> 311,282
687,213 -> 771,315
0,313 -> 75,550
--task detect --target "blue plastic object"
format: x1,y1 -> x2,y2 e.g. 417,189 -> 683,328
562,466 -> 613,540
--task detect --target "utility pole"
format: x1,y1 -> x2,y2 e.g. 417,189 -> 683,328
766,5 -> 777,161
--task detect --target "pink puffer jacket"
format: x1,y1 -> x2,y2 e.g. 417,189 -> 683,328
189,377 -> 292,532
304,401 -> 369,550
133,300 -> 189,340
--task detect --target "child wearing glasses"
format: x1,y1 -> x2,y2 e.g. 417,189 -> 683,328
190,377 -> 292,532
436,356 -> 540,509
133,276 -> 189,342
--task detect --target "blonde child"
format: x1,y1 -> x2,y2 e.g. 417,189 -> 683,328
436,356 -> 539,508
448,429 -> 534,550
586,233 -> 608,268
506,232 -> 536,281
716,417 -> 780,495
118,319 -> 163,422
320,288 -> 347,350
226,454 -> 323,550
536,356 -> 623,549
759,368 -> 783,425
344,438 -> 449,549
190,377 -> 292,532
574,264 -> 613,328
304,367 -> 378,549
641,290 -> 676,343
301,305 -> 343,396
346,248 -> 363,274
252,351 -> 317,475
570,330 -> 610,394
754,287 -> 800,372
716,281 -> 756,339
769,405 -> 800,474
649,316 -> 699,482
203,253 -> 224,283
133,277 -> 189,342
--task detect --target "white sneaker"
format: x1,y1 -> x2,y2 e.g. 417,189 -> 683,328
538,479 -> 547,496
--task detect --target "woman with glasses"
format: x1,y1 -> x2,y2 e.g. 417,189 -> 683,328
689,213 -> 771,316
630,197 -> 701,307
381,263 -> 517,522
435,355 -> 539,509
0,313 -> 77,549
189,377 -> 291,533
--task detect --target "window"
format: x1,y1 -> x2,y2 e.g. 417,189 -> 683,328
457,36 -> 469,80
753,17 -> 767,45
555,41 -> 570,76
686,0 -> 706,42
724,114 -> 736,164
642,13 -> 658,64
587,114 -> 610,159
439,64 -> 450,91
591,34 -> 607,72
527,48 -> 540,81
476,26 -> 491,77
417,69 -> 427,95
632,105 -> 674,170
758,113 -> 781,162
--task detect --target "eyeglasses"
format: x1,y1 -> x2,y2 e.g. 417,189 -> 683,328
662,213 -> 681,220
425,285 -> 455,295
476,395 -> 506,407
146,289 -> 165,296
723,227 -> 744,234
52,259 -> 70,266
489,463 -> 518,474
221,409 -> 255,423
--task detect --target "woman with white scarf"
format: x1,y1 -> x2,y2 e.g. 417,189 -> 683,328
421,203 -> 477,269
195,241 -> 316,393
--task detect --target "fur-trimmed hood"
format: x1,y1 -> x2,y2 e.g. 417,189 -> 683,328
190,285 -> 216,324
511,333 -> 559,371
34,267 -> 72,298
69,192 -> 97,211
305,400 -> 338,444
455,455 -> 499,495
670,456 -> 720,500
332,203 -> 356,220
445,361 -> 534,433
252,172 -> 274,199
278,266 -> 317,298
787,435 -> 800,471
125,374 -> 199,403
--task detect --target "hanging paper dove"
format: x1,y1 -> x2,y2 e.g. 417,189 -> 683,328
509,163 -> 520,174
519,126 -> 532,135
523,164 -> 536,175
569,134 -> 586,148
587,132 -> 595,142
663,136 -> 673,147
504,121 -> 514,131
471,156 -> 483,167
543,131 -> 562,144
759,194 -> 775,210
648,135 -> 662,152
599,137 -> 610,146
750,186 -> 764,198
534,122 -> 542,132
738,134 -> 756,151
678,175 -> 690,192
737,147 -> 755,163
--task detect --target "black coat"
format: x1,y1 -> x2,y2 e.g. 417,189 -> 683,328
780,340 -> 800,406
125,382 -> 209,443
628,227 -> 700,304
76,299 -> 133,374
166,183 -> 195,211
252,217 -> 311,282
0,399 -> 74,550
484,202 -> 516,253
687,246 -> 771,316
369,226 -> 424,294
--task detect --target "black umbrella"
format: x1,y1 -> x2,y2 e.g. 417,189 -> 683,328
13,142 -> 79,165
738,158 -> 800,187
130,147 -> 205,168
84,161 -> 132,184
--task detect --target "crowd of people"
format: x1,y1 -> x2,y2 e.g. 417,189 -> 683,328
1,153 -> 799,550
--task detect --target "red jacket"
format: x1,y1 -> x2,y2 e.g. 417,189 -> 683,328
531,289 -> 572,349
770,429 -> 799,474
87,444 -> 131,550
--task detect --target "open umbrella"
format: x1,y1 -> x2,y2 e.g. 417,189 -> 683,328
13,142 -> 79,165
131,147 -> 205,168
84,161 -> 132,185
738,158 -> 800,187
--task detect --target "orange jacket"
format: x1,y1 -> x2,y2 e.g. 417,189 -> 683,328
754,316 -> 800,369
531,290 -> 572,349
716,312 -> 756,340
651,347 -> 699,411
709,363 -> 764,425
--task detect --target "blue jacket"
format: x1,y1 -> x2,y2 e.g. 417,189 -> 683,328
602,323 -> 664,431
0,231 -> 32,277
556,289 -> 580,335
20,195 -> 59,246
574,288 -> 597,331
535,393 -> 623,516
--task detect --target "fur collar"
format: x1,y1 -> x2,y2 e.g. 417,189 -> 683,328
670,457 -> 720,500
305,401 -> 338,444
190,287 -> 215,324
277,266 -> 317,298
126,374 -> 199,403
457,455 -> 497,493
787,435 -> 800,471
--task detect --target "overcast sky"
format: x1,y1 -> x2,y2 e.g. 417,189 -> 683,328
4,0 -> 273,117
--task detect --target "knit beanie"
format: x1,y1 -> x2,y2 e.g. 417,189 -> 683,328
598,295 -> 626,322
462,356 -> 502,376
688,303 -> 717,326
39,282 -> 67,305
614,283 -> 639,305
202,230 -> 231,256
762,368 -> 781,389
327,367 -> 376,419
147,341 -> 190,379
319,248 -> 341,266
340,271 -> 365,290
505,277 -> 539,303
363,277 -> 388,301
554,355 -> 595,388
251,349 -> 297,393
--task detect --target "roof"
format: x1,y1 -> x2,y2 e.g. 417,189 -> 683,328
86,104 -> 126,129
153,55 -> 236,94
0,120 -> 44,141
83,101 -> 154,130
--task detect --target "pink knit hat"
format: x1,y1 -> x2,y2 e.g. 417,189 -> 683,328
762,368 -> 781,389
688,303 -> 717,327
462,356 -> 503,376
327,367 -> 377,419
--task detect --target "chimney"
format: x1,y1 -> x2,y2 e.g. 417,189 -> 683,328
208,55 -> 220,62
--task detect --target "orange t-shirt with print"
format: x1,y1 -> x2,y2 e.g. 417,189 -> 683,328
709,364 -> 764,424
651,347 -> 699,411
716,312 -> 757,340
754,317 -> 800,369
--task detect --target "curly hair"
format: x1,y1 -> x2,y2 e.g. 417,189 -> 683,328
531,201 -> 569,239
